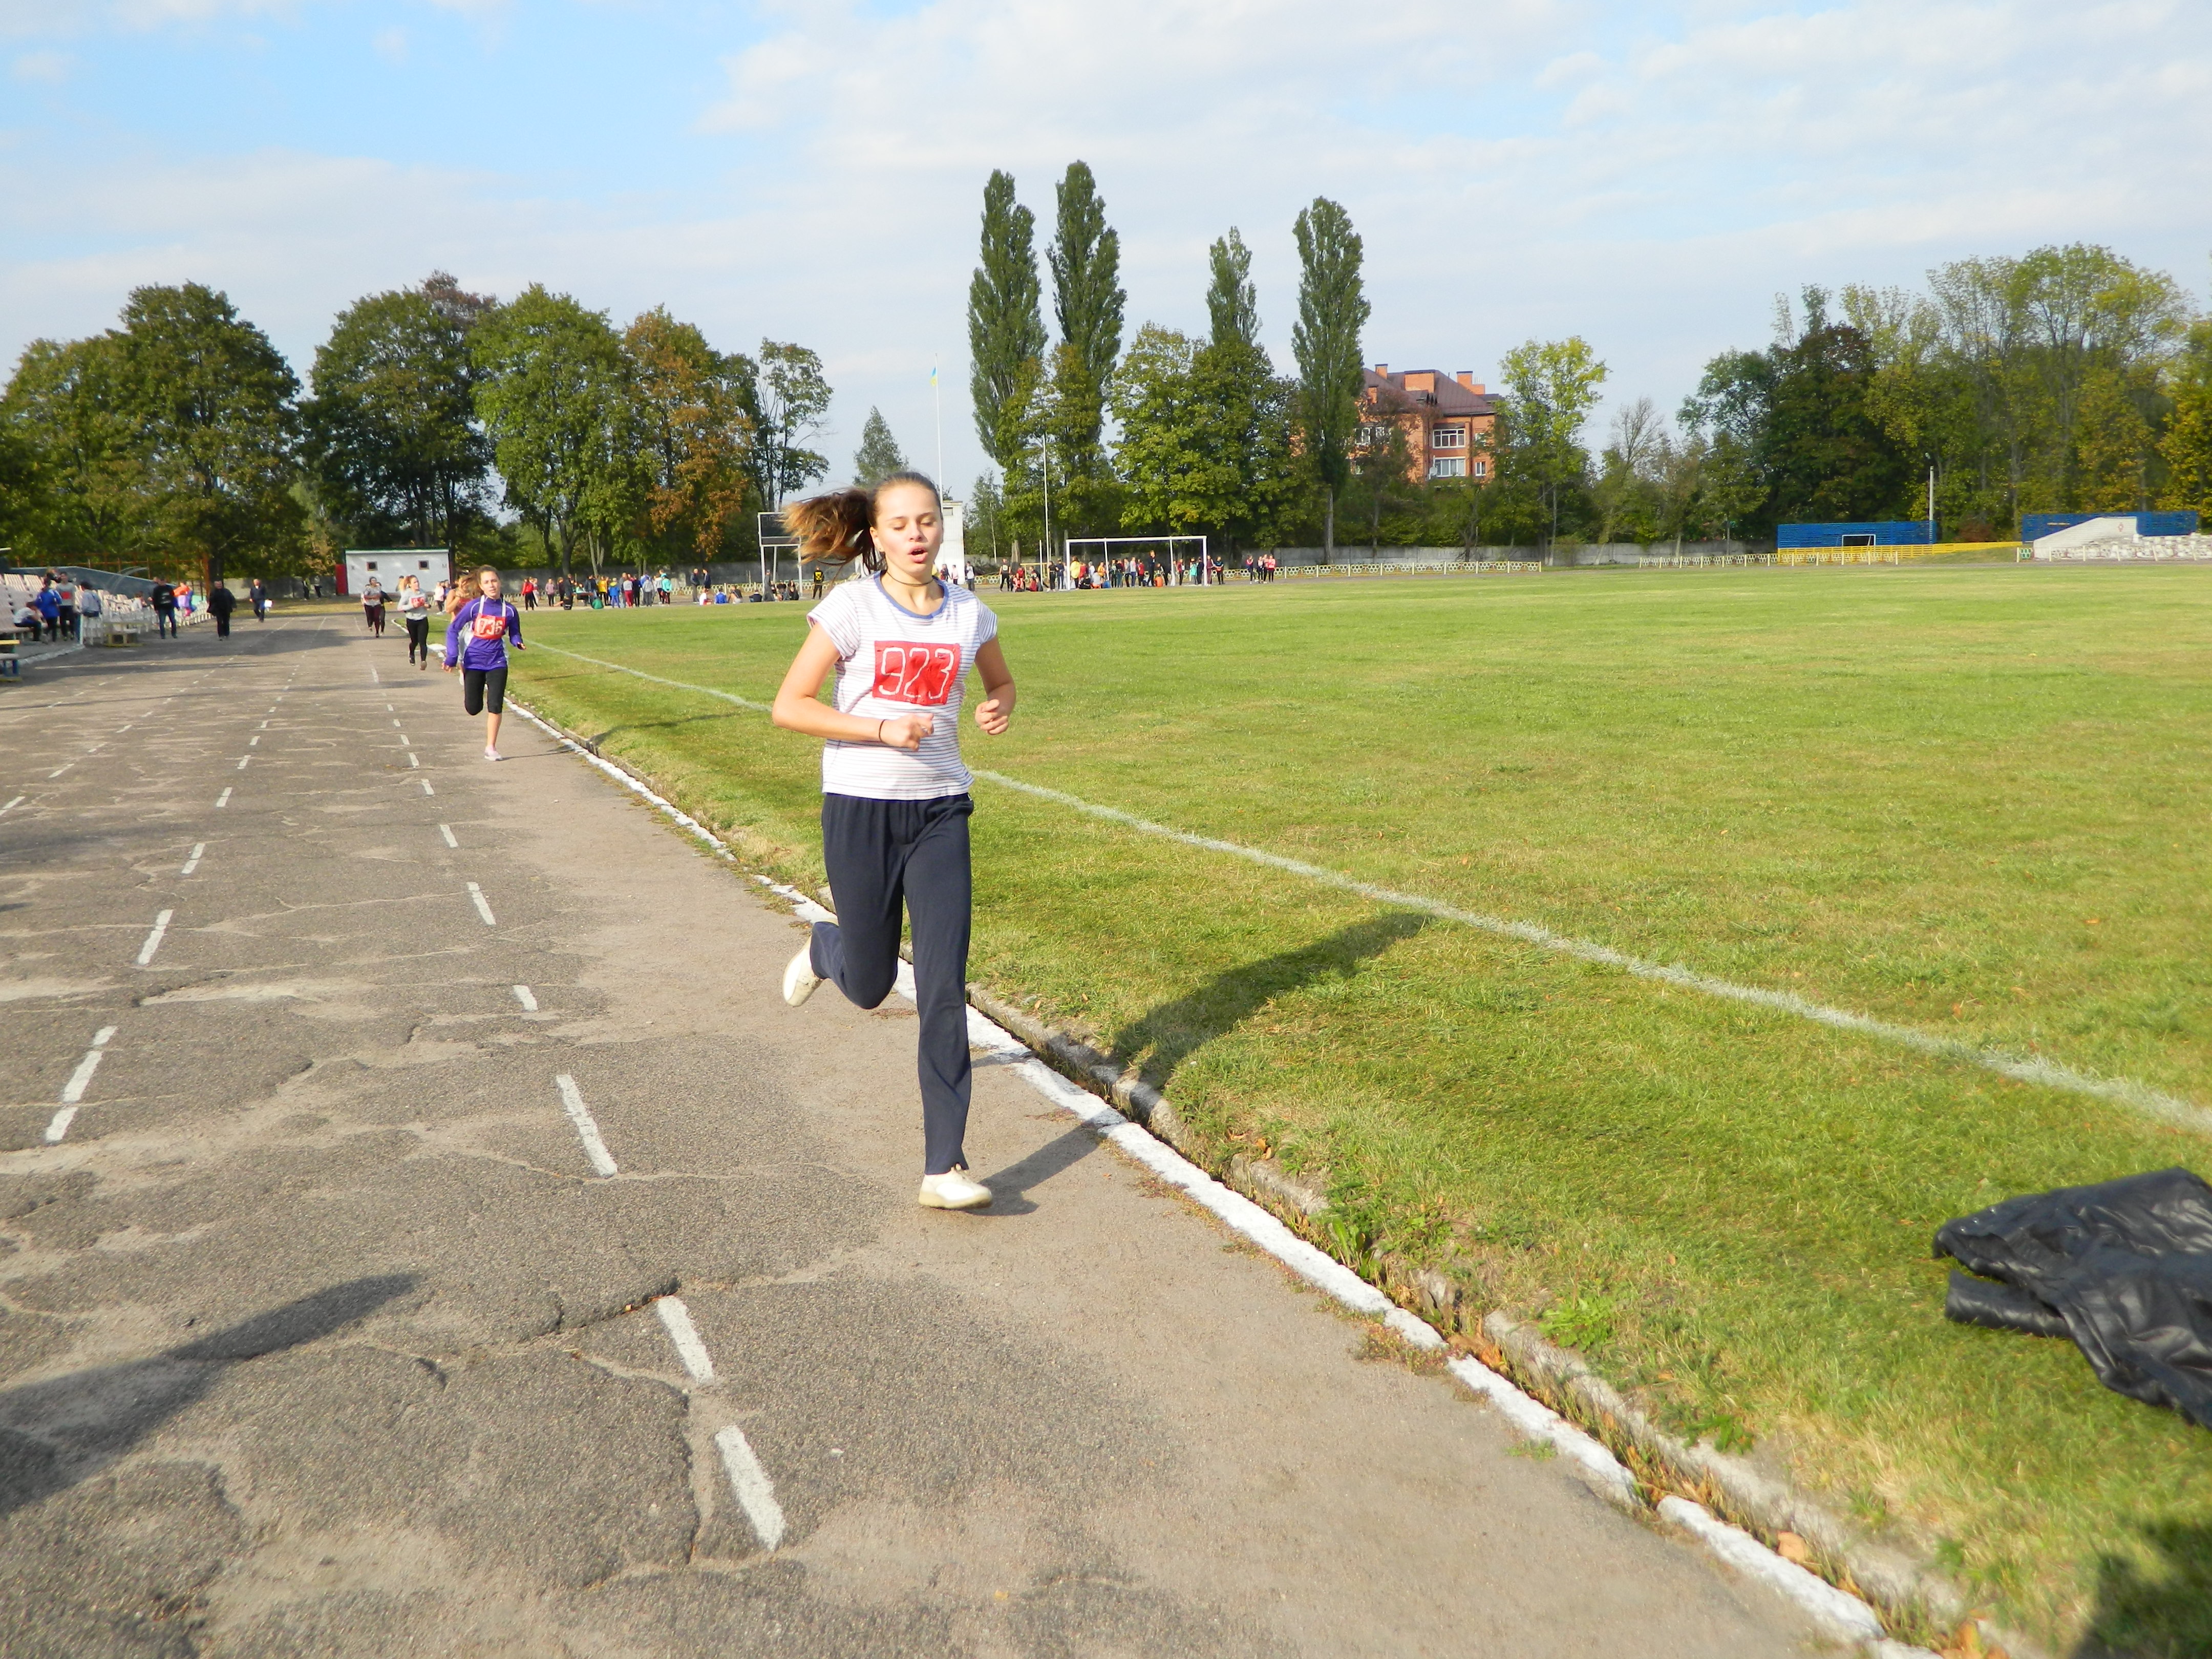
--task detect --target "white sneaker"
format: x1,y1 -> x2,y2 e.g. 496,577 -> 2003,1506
918,1167 -> 992,1210
781,942 -> 821,1007
484,747 -> 502,762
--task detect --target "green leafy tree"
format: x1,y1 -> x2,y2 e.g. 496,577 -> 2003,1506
304,273 -> 492,548
1046,161 -> 1125,469
625,307 -> 756,561
1291,197 -> 1369,560
967,171 -> 1046,471
749,341 -> 832,509
471,284 -> 638,577
2160,322 -> 2212,516
0,332 -> 147,561
1498,335 -> 1608,548
853,406 -> 907,486
965,474 -> 1006,566
1111,325 -> 1296,554
121,282 -> 305,582
1591,397 -> 1666,544
1206,228 -> 1260,350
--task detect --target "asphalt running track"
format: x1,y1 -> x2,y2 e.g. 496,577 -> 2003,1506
0,614 -> 1830,1656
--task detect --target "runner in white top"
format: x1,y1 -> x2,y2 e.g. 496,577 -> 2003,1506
770,472 -> 1017,1212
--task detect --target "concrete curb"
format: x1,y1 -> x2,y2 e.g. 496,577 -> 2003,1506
506,696 -> 2004,1659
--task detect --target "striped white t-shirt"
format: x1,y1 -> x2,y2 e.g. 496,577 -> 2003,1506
810,575 -> 998,800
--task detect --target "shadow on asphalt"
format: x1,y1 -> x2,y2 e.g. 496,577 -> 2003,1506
0,1273 -> 417,1518
1108,912 -> 1431,1098
980,1123 -> 1101,1215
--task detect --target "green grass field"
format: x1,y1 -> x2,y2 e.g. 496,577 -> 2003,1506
509,566 -> 2212,1654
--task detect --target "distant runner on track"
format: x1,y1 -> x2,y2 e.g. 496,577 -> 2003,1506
443,565 -> 524,761
771,471 -> 1017,1213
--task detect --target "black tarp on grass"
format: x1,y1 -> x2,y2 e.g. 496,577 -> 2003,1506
1936,1167 -> 2212,1429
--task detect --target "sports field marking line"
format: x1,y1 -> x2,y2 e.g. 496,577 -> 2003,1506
46,763 -> 70,779
714,1425 -> 787,1552
511,984 -> 537,1011
135,910 -> 173,967
654,1296 -> 715,1381
246,735 -> 258,747
47,1025 -> 120,1142
235,756 -> 249,770
406,752 -> 419,767
180,843 -> 205,876
214,787 -> 230,808
466,882 -> 496,926
552,1073 -> 618,1177
419,779 -> 434,795
439,824 -> 458,848
529,652 -> 2196,1129
0,796 -> 23,816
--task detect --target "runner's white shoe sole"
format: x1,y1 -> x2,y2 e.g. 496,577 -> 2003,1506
918,1168 -> 992,1210
782,943 -> 821,1007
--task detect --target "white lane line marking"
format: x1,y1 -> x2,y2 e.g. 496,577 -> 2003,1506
554,1074 -> 618,1176
236,756 -> 249,770
420,779 -> 434,795
135,910 -> 174,966
258,719 -> 269,729
531,650 -> 2196,1131
370,667 -> 380,682
58,1025 -> 117,1104
47,763 -> 70,779
83,743 -> 102,754
654,1296 -> 716,1381
392,718 -> 401,727
407,751 -> 419,767
180,842 -> 205,876
0,796 -> 23,816
512,984 -> 538,1011
466,882 -> 496,925
439,823 -> 458,847
44,1107 -> 78,1142
714,1427 -> 786,1551
116,725 -> 132,732
215,787 -> 231,808
1657,1498 -> 1887,1646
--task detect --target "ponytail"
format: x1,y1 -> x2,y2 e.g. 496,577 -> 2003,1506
784,471 -> 943,577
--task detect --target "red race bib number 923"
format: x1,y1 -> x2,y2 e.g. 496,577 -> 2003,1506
871,641 -> 960,707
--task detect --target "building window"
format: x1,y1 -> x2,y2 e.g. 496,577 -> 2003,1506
1472,459 -> 1488,478
1432,426 -> 1466,450
1429,457 -> 1466,479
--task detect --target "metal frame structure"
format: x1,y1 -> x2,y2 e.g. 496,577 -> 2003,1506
756,511 -> 799,595
1060,534 -> 1213,586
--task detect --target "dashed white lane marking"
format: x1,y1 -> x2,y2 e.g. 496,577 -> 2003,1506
439,823 -> 458,847
512,984 -> 538,1011
135,910 -> 174,966
466,882 -> 496,925
235,756 -> 249,770
392,718 -> 401,727
714,1427 -> 787,1552
370,667 -> 380,683
47,1026 -> 119,1141
0,796 -> 22,816
215,787 -> 232,809
180,842 -> 205,876
553,1074 -> 618,1176
420,779 -> 435,795
654,1296 -> 715,1381
247,735 -> 259,746
46,763 -> 71,779
406,751 -> 419,767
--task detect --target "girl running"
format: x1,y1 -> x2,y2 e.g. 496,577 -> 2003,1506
442,566 -> 524,760
396,575 -> 433,669
771,471 -> 1015,1212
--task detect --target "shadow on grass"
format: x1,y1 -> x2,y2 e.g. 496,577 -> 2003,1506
1108,911 -> 1430,1096
584,709 -> 751,749
2076,1516 -> 2212,1658
0,1274 -> 417,1519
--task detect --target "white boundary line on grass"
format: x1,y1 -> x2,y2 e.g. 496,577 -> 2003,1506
505,692 -> 1929,1655
522,646 -> 2207,1134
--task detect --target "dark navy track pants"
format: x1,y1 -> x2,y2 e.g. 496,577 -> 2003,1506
811,792 -> 974,1175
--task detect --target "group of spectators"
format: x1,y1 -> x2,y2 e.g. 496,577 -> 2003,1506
995,552 -> 1280,591
9,570 -> 214,645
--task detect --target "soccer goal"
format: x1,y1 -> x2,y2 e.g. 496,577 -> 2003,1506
1061,534 -> 1214,587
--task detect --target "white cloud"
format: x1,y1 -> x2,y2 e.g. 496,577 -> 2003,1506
9,46 -> 67,76
371,24 -> 403,63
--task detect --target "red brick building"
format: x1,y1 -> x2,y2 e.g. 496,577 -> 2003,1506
1359,366 -> 1497,484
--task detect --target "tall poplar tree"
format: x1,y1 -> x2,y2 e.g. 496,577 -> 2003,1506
1206,228 -> 1260,349
1046,160 -> 1125,464
852,407 -> 907,486
1291,198 -> 1369,559
967,172 -> 1045,470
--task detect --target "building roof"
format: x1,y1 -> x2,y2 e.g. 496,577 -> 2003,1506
1363,367 -> 1495,418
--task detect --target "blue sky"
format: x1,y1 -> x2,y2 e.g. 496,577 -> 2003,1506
5,0 -> 2209,493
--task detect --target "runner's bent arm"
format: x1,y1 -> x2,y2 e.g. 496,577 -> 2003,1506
771,623 -> 932,751
971,639 -> 1015,735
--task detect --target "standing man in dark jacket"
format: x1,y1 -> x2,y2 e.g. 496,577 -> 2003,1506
151,581 -> 178,638
207,580 -> 236,638
249,578 -> 268,621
